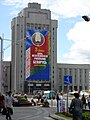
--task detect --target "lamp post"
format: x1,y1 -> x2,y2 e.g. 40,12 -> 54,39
82,15 -> 90,90
82,15 -> 90,22
0,36 -> 3,93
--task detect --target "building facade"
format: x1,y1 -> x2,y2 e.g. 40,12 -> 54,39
2,61 -> 11,93
57,63 -> 90,92
11,3 -> 58,93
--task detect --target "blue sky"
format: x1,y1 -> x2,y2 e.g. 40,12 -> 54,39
1,0 -> 90,64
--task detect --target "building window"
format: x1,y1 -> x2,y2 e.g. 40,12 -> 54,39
46,25 -> 49,30
64,68 -> 67,75
27,23 -> 30,28
75,74 -> 77,83
30,23 -> 34,30
35,24 -> 38,30
38,24 -> 41,30
70,69 -> 72,75
42,24 -> 45,30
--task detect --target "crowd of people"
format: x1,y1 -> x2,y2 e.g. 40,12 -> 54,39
81,94 -> 90,110
36,92 -> 49,107
55,91 -> 90,120
0,90 -> 90,120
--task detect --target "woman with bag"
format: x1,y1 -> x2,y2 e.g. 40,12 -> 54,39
5,91 -> 14,120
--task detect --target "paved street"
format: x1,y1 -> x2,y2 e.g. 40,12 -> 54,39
0,106 -> 56,120
1,97 -> 90,120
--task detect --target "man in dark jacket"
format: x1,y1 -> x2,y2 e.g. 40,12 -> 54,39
69,93 -> 83,120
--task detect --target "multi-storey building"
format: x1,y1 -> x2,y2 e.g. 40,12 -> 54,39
2,61 -> 11,92
57,63 -> 90,92
11,3 -> 58,93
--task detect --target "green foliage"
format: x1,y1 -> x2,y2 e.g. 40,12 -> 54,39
63,112 -> 72,117
82,112 -> 90,119
17,97 -> 28,102
56,111 -> 90,120
55,112 -> 72,120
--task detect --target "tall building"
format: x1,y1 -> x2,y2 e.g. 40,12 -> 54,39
2,61 -> 11,92
11,3 -> 58,93
57,63 -> 90,92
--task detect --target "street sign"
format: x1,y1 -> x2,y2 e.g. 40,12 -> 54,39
64,76 -> 72,85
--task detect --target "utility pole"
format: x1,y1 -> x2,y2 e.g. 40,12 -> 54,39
0,36 -> 3,93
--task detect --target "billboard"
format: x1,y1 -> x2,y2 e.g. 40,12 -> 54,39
26,30 -> 50,81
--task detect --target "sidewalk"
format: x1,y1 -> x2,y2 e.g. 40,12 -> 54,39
0,113 -> 6,120
50,113 -> 67,120
50,107 -> 90,120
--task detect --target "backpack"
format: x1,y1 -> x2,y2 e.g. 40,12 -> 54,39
1,107 -> 7,115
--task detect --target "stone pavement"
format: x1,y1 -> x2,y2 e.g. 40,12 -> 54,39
0,106 -> 90,120
0,112 -> 67,120
0,113 -> 6,120
0,106 -> 57,120
50,114 -> 67,120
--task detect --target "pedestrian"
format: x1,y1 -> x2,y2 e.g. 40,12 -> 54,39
37,93 -> 41,102
5,91 -> 14,120
56,93 -> 60,112
81,94 -> 86,109
69,93 -> 83,120
31,98 -> 36,106
0,92 -> 4,113
87,95 -> 90,110
60,93 -> 63,100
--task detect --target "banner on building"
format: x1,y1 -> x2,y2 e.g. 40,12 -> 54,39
26,30 -> 50,81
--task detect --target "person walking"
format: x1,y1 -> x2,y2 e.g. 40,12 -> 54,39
5,91 -> 14,120
56,93 -> 60,112
87,95 -> 90,110
69,93 -> 83,120
81,94 -> 86,109
0,92 -> 4,113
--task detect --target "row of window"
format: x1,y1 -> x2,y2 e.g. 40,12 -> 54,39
58,68 -> 88,83
26,23 -> 49,30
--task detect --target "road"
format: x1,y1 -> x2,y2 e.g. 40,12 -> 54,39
1,97 -> 89,120
0,106 -> 56,120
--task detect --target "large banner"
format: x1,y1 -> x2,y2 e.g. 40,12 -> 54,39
26,30 -> 50,81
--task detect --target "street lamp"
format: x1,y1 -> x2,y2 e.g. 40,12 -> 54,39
0,36 -> 3,93
82,15 -> 90,90
82,15 -> 90,22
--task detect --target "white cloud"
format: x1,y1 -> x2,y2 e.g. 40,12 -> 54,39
4,56 -> 11,61
2,0 -> 90,64
2,0 -> 90,18
65,21 -> 90,64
